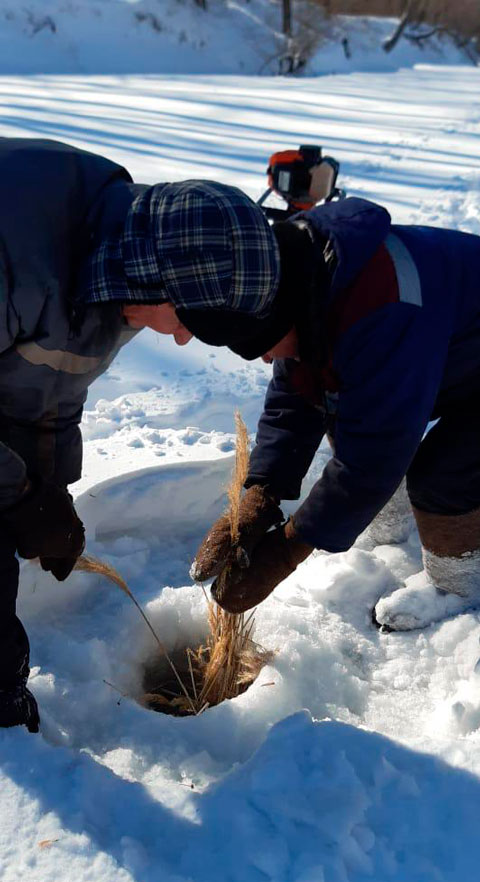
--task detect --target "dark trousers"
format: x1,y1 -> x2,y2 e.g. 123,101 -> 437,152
407,411 -> 480,516
0,531 -> 29,688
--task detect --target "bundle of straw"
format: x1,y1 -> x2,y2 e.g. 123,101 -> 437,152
74,411 -> 273,715
187,411 -> 273,709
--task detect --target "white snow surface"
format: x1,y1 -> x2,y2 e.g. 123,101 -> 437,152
2,60 -> 480,881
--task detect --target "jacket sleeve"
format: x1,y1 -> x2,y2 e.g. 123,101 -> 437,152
0,254 -> 28,509
293,301 -> 452,551
52,408 -> 84,489
245,359 -> 326,499
0,444 -> 28,511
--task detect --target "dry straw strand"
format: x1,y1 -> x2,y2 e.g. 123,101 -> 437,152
227,410 -> 250,544
74,555 -> 196,713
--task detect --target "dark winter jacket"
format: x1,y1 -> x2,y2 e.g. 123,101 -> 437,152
0,138 -> 146,509
246,197 -> 480,551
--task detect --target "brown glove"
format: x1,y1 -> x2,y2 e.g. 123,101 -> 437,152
40,555 -> 80,582
2,480 -> 85,578
211,518 -> 313,614
191,485 -> 284,582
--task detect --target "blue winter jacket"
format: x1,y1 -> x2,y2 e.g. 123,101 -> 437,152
246,197 -> 480,551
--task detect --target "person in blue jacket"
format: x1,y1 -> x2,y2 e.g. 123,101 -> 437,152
191,196 -> 480,634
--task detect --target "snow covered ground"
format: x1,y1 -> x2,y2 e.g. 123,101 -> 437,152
2,59 -> 480,881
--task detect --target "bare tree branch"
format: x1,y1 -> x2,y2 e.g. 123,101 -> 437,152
383,2 -> 414,52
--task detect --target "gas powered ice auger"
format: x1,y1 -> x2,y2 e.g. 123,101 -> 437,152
257,144 -> 345,221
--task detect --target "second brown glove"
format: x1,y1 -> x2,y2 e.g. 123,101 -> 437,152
191,484 -> 284,582
211,518 -> 313,613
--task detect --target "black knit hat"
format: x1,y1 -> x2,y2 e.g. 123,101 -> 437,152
178,221 -> 316,360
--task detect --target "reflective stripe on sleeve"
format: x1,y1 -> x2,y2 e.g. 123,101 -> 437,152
384,232 -> 422,307
16,342 -> 102,374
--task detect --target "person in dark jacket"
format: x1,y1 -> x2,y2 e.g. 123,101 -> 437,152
190,197 -> 480,634
0,137 -> 277,733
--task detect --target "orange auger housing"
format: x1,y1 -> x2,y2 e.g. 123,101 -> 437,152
266,145 -> 323,211
258,144 -> 341,220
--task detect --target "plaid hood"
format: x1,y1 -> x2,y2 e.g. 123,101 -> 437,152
84,179 -> 280,317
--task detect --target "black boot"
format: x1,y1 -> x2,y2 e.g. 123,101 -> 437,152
0,674 -> 40,733
0,530 -> 40,732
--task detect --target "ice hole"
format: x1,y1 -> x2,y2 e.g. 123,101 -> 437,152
139,604 -> 274,717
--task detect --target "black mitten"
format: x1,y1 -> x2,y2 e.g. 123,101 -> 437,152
0,680 -> 40,733
3,481 -> 85,569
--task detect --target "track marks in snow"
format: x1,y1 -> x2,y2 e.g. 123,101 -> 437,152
2,66 -> 480,229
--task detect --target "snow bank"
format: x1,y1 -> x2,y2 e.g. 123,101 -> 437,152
0,0 -> 273,75
0,1 -> 471,75
4,654 -> 480,881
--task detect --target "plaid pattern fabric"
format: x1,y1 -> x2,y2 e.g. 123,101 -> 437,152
85,180 -> 280,317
